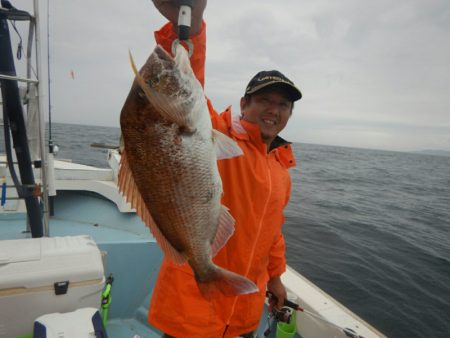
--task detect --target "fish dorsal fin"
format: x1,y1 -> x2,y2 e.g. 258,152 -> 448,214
118,151 -> 186,265
128,49 -> 194,129
212,129 -> 243,160
211,205 -> 236,256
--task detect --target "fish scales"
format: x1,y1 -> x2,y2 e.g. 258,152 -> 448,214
118,45 -> 258,297
129,125 -> 220,255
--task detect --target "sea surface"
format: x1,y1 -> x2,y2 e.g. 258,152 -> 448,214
48,123 -> 450,337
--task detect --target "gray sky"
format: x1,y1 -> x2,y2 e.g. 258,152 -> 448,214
10,0 -> 450,152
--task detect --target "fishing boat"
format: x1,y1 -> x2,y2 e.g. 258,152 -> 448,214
0,2 -> 386,337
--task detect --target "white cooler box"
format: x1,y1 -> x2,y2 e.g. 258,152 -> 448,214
0,235 -> 105,338
33,307 -> 108,338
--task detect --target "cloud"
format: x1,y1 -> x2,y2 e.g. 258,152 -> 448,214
8,0 -> 450,151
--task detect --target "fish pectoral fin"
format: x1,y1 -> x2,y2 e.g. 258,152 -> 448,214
211,205 -> 235,256
212,129 -> 243,160
118,150 -> 186,265
129,49 -> 194,129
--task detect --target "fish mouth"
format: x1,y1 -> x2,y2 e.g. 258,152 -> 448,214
150,45 -> 176,74
154,45 -> 174,63
139,45 -> 177,91
129,43 -> 192,109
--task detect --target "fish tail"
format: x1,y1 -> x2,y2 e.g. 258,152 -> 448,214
197,267 -> 258,297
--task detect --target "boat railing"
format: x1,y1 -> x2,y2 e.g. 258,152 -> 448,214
0,3 -> 52,237
0,74 -> 38,84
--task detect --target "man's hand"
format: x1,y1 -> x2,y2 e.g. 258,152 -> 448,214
267,276 -> 287,310
152,0 -> 207,35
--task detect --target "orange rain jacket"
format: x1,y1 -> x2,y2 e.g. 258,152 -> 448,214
148,22 -> 297,337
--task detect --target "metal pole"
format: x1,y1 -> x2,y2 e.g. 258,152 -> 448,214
33,0 -> 50,236
0,74 -> 38,83
0,9 -> 43,237
26,13 -> 35,90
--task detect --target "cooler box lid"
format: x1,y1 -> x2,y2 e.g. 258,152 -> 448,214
0,235 -> 104,290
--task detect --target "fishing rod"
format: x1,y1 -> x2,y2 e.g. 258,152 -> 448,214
266,291 -> 365,338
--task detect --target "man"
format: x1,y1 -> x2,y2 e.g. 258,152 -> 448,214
148,1 -> 302,337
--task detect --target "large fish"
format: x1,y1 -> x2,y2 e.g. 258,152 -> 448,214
118,44 -> 258,297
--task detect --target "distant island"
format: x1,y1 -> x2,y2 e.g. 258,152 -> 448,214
413,149 -> 450,157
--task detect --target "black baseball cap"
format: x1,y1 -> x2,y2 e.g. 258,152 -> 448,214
245,70 -> 302,101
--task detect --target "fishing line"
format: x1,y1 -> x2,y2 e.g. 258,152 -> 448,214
46,0 -> 53,144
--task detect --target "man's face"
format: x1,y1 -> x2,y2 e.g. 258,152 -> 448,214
240,86 -> 293,146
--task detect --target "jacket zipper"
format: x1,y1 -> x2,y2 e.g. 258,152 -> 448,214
223,154 -> 273,336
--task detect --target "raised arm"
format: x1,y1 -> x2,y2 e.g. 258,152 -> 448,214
152,0 -> 206,36
152,0 -> 207,87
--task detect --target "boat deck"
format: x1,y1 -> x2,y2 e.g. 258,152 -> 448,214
1,190 -> 278,337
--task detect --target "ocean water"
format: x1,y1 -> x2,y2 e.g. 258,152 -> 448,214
285,143 -> 450,338
43,123 -> 450,337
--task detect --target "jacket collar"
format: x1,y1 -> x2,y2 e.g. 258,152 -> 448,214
223,108 -> 296,169
270,135 -> 291,152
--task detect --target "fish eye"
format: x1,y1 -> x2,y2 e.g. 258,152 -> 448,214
137,89 -> 145,98
147,76 -> 160,88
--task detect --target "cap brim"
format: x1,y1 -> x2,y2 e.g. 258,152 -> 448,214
246,81 -> 302,101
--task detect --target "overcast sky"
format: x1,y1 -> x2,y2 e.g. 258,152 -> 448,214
9,0 -> 450,152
